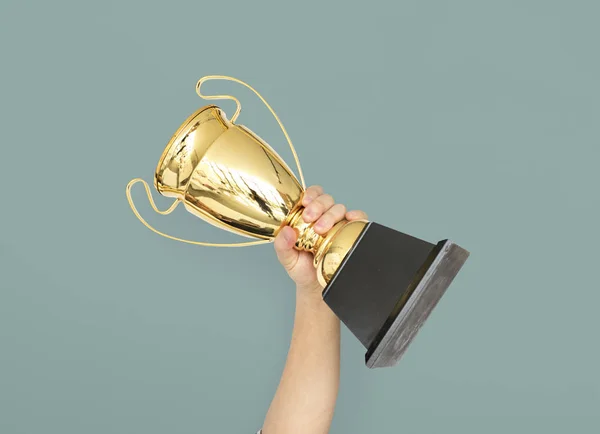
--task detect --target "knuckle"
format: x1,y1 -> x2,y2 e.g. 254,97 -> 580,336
335,203 -> 347,214
303,202 -> 325,220
307,185 -> 323,195
314,216 -> 332,232
318,214 -> 333,225
307,201 -> 325,214
317,194 -> 334,205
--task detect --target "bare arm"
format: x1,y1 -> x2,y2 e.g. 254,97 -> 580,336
260,186 -> 368,434
261,284 -> 340,434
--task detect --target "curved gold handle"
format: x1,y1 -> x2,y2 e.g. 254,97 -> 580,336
195,75 -> 306,189
125,178 -> 270,247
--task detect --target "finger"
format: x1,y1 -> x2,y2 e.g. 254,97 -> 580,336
274,226 -> 299,270
314,203 -> 347,234
302,194 -> 335,222
301,185 -> 324,206
346,210 -> 368,221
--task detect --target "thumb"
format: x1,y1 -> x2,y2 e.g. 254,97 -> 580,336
274,226 -> 299,270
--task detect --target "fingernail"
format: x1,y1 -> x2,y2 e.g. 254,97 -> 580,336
304,196 -> 313,205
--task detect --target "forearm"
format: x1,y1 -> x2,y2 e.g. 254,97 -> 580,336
262,284 -> 341,434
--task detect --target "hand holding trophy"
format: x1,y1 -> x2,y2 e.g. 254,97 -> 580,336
126,75 -> 469,368
274,184 -> 370,292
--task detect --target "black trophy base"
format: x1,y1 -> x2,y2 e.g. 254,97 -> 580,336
322,222 -> 469,369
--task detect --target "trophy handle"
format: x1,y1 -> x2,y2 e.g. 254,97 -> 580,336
125,178 -> 270,247
195,75 -> 306,190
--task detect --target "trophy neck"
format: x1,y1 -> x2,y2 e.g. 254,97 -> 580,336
285,207 -> 369,287
285,206 -> 325,252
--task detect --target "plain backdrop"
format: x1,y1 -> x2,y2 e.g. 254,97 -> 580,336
1,1 -> 598,433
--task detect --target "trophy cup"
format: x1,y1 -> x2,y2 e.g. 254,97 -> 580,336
126,75 -> 470,368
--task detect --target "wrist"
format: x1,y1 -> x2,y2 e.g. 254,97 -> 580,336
294,284 -> 339,326
295,284 -> 333,312
296,282 -> 324,298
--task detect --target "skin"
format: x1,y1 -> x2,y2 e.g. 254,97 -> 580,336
260,186 -> 368,434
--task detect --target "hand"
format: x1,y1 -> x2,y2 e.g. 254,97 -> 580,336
274,185 -> 368,294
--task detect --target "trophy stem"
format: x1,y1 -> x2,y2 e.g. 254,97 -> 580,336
284,207 -> 369,288
285,207 -> 326,253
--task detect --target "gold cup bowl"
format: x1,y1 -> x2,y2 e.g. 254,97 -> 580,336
128,77 -> 367,287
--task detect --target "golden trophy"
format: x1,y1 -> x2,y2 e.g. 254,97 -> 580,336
126,75 -> 470,368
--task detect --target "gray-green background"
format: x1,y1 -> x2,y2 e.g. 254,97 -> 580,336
1,1 -> 598,433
